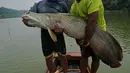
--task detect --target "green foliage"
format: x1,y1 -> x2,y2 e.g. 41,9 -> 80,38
102,0 -> 130,10
29,3 -> 37,12
68,0 -> 130,10
67,0 -> 74,11
0,7 -> 25,19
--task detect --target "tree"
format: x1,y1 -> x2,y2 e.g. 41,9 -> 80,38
29,3 -> 37,12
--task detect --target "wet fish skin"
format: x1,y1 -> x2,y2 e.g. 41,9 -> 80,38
22,12 -> 86,39
22,12 -> 123,68
89,26 -> 123,68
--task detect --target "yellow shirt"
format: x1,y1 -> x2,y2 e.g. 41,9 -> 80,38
70,0 -> 106,31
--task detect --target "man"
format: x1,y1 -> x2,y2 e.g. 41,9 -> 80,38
22,0 -> 68,73
70,0 -> 106,73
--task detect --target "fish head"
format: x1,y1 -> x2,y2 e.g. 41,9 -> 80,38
22,12 -> 48,28
22,12 -> 58,42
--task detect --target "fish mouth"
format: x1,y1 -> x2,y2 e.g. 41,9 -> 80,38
22,15 -> 36,27
22,18 -> 35,27
22,16 -> 28,20
22,12 -> 58,42
22,12 -> 41,27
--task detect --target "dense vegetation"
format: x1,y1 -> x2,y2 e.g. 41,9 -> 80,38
103,0 -> 130,16
0,7 -> 25,19
103,0 -> 130,10
30,0 -> 130,12
0,0 -> 130,19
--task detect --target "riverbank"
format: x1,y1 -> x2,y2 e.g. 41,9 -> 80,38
0,7 -> 25,19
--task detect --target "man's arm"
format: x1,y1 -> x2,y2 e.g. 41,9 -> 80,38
83,11 -> 98,45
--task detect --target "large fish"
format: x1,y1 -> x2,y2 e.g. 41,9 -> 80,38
22,12 -> 123,68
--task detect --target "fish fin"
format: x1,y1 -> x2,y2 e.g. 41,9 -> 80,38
47,28 -> 57,42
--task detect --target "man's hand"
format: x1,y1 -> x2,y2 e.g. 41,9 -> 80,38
79,39 -> 90,47
83,11 -> 98,45
53,20 -> 64,33
54,23 -> 63,33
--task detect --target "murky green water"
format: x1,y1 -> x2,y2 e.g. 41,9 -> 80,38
0,12 -> 130,73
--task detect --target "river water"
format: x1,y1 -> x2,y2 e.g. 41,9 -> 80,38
0,12 -> 130,73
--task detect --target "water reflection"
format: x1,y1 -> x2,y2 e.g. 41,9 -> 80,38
105,11 -> 130,54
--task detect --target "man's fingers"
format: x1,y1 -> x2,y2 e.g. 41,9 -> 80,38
82,43 -> 90,47
78,39 -> 90,47
79,40 -> 84,45
54,22 -> 63,33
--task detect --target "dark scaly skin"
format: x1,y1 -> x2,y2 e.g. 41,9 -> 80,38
89,26 -> 123,68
